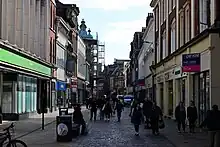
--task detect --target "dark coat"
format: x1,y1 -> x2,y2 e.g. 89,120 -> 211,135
131,107 -> 142,125
187,106 -> 197,121
200,110 -> 220,131
151,106 -> 162,120
73,109 -> 85,124
115,101 -> 124,112
104,102 -> 112,114
143,101 -> 153,117
175,105 -> 186,121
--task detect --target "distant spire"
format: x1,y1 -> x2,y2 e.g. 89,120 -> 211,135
79,19 -> 88,38
80,19 -> 87,31
87,28 -> 93,39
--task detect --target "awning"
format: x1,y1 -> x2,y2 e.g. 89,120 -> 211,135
0,63 -> 50,80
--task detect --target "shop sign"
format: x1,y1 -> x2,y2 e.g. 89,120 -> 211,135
56,81 -> 67,91
0,48 -> 51,76
182,53 -> 201,72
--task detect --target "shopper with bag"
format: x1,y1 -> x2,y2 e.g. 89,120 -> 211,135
150,102 -> 163,135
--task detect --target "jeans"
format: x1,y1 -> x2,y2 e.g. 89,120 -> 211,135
90,109 -> 97,120
134,124 -> 139,133
177,120 -> 185,131
99,109 -> 104,120
208,131 -> 220,147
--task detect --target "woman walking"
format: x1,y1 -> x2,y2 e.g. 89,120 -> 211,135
175,102 -> 186,133
103,100 -> 112,122
131,103 -> 142,136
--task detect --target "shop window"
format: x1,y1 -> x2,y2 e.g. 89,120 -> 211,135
17,75 -> 23,114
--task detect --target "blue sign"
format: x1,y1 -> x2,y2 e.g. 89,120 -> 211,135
56,81 -> 67,91
182,53 -> 201,72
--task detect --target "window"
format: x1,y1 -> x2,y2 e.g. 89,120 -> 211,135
185,5 -> 190,43
155,7 -> 159,31
173,0 -> 176,8
160,0 -> 164,23
199,0 -> 209,32
169,0 -> 172,13
171,19 -> 176,53
50,4 -> 53,28
162,31 -> 166,59
179,10 -> 184,47
53,39 -> 56,64
50,38 -> 52,63
163,0 -> 166,21
156,39 -> 160,63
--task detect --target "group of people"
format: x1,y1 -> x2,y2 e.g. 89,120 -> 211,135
86,96 -> 124,122
130,99 -> 163,136
175,101 -> 220,147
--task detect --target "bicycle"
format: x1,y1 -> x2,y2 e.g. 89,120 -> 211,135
0,123 -> 27,147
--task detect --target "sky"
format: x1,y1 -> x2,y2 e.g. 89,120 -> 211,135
60,0 -> 152,65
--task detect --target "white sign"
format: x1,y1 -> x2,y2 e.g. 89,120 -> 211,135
57,123 -> 68,136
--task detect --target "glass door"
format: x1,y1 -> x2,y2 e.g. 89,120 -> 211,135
2,82 -> 13,113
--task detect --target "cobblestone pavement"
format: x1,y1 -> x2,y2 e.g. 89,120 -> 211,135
71,109 -> 176,147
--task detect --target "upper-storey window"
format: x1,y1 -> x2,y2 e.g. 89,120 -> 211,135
179,10 -> 185,47
162,31 -> 166,59
199,0 -> 209,32
160,0 -> 164,23
185,4 -> 190,43
171,19 -> 176,53
156,7 -> 159,31
169,0 -> 176,13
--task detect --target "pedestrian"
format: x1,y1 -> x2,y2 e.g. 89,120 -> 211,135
200,105 -> 220,147
175,102 -> 186,133
187,100 -> 197,133
143,98 -> 153,123
115,98 -> 124,122
150,102 -> 162,135
89,98 -> 97,121
103,100 -> 112,122
72,104 -> 86,135
131,103 -> 142,136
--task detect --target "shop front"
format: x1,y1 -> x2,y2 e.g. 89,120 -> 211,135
56,81 -> 67,107
0,46 -> 52,120
156,75 -> 164,112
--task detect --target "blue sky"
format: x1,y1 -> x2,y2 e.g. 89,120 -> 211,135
60,0 -> 152,64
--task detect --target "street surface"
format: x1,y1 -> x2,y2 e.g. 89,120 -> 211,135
21,108 -> 176,147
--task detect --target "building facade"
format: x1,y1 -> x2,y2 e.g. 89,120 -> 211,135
77,36 -> 86,103
0,0 -> 54,120
137,13 -> 155,100
56,0 -> 79,106
55,17 -> 69,107
150,0 -> 220,123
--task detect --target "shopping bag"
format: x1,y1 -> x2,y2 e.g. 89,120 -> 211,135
158,119 -> 165,129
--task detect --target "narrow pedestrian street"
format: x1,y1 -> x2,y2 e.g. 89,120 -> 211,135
71,109 -> 175,147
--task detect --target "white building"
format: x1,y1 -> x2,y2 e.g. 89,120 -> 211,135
138,13 -> 154,99
56,17 -> 70,106
77,36 -> 86,103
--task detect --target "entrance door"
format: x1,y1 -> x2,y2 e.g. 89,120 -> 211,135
160,84 -> 164,112
168,81 -> 174,116
2,82 -> 13,113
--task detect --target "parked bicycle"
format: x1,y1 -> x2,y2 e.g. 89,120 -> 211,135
0,123 -> 27,147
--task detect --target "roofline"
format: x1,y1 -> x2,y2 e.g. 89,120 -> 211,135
150,0 -> 158,7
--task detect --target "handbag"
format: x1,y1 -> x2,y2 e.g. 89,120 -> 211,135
158,119 -> 165,129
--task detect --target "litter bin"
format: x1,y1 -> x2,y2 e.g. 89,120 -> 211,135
59,107 -> 68,116
56,115 -> 72,142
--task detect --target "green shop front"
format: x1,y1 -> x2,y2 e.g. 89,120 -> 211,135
0,47 -> 52,120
